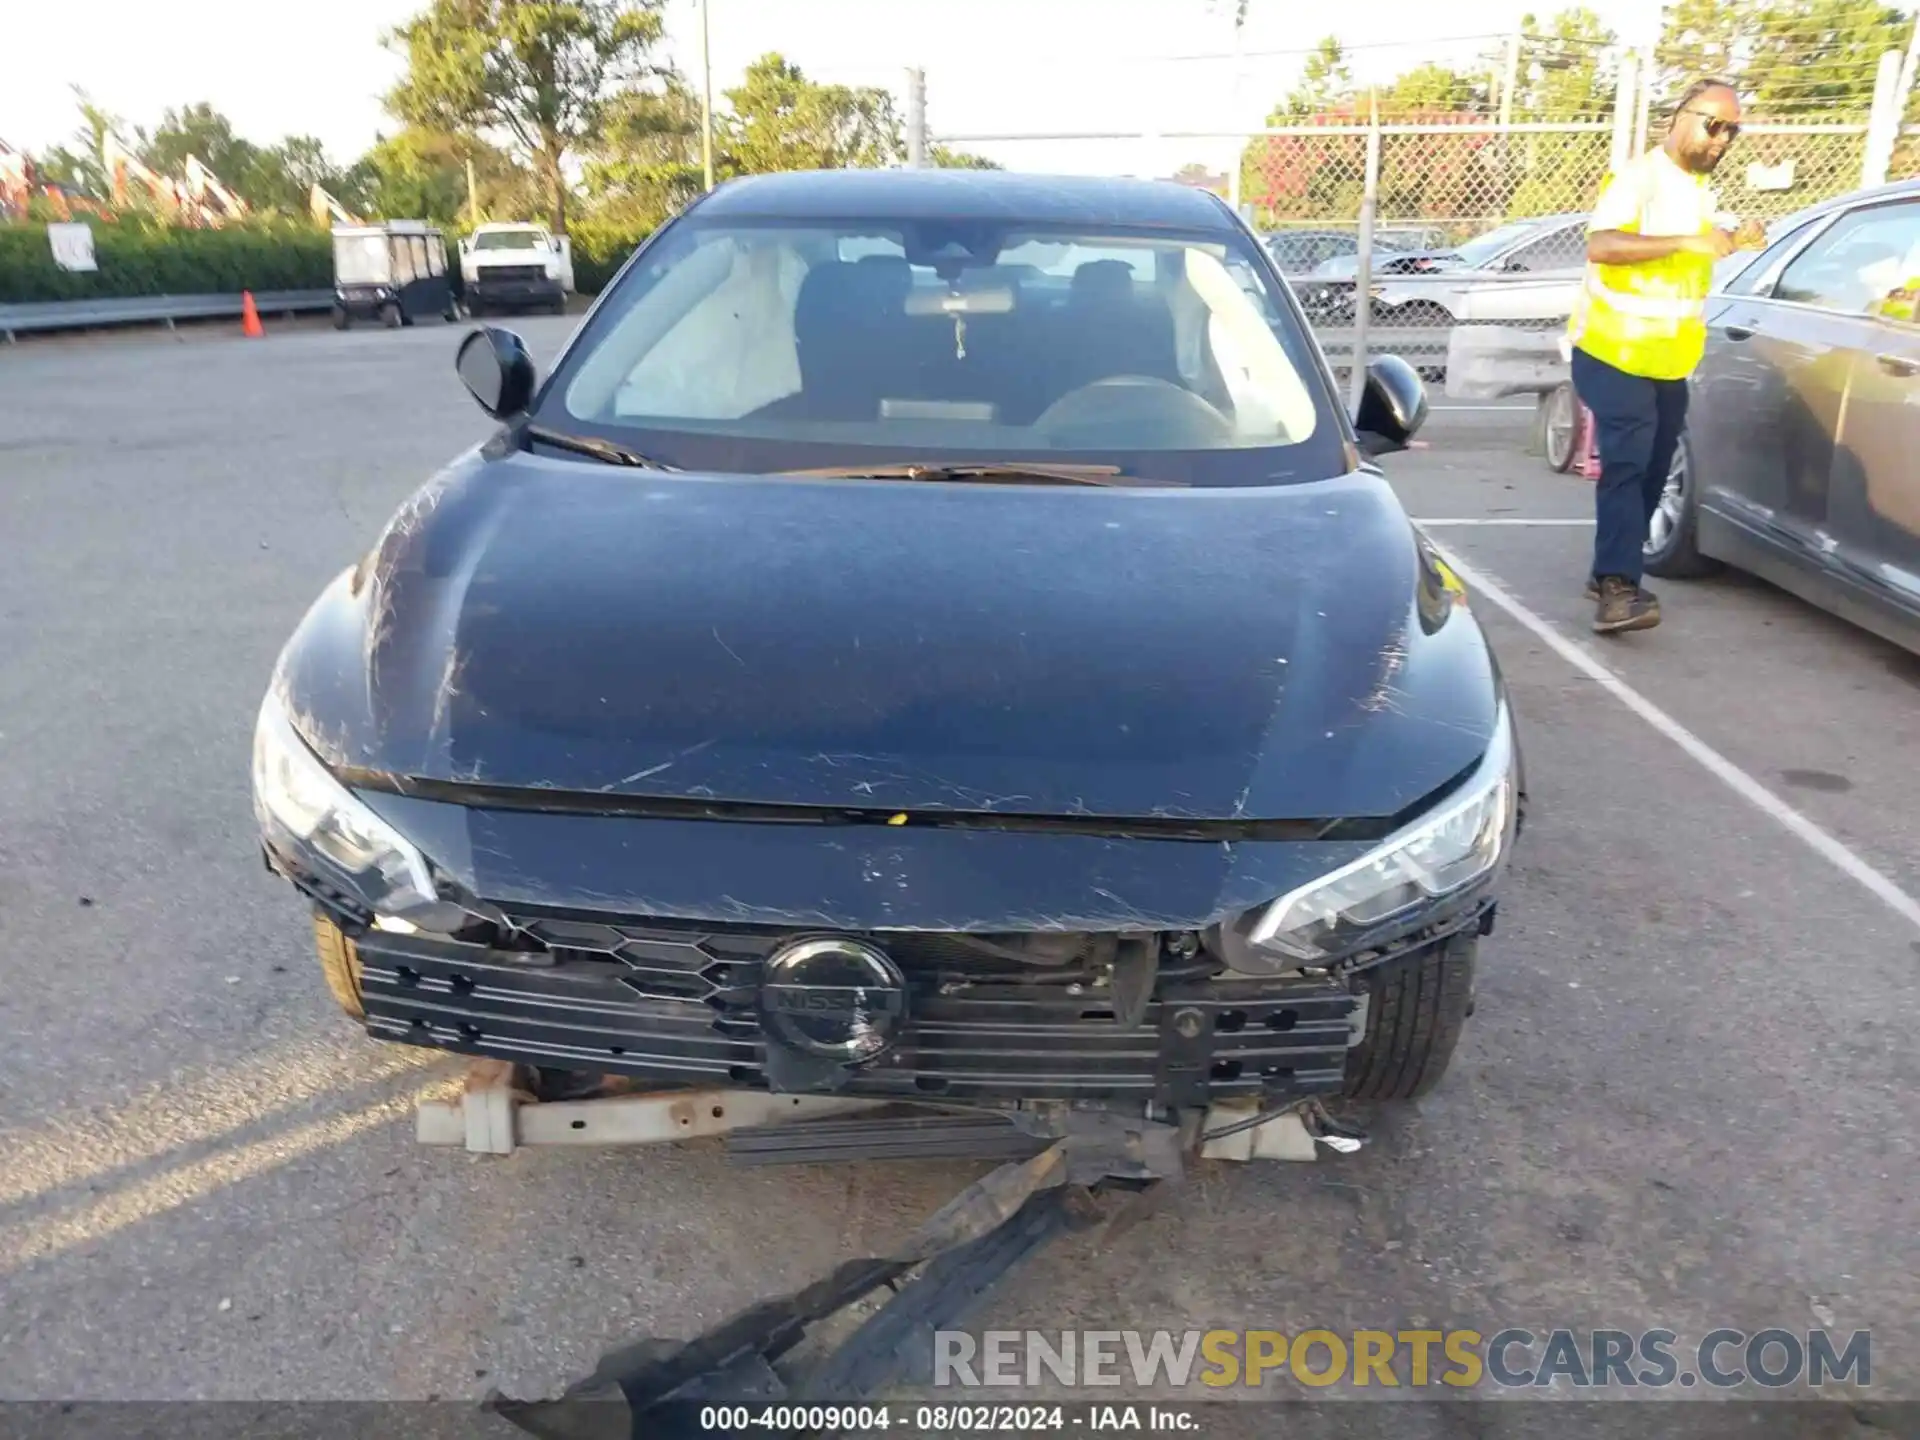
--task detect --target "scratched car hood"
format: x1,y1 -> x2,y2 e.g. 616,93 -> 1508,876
274,448 -> 1499,822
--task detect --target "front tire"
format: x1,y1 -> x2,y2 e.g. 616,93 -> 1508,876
1642,433 -> 1723,579
1342,930 -> 1476,1101
311,913 -> 365,1019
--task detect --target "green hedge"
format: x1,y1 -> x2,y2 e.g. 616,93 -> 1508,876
566,220 -> 655,295
0,218 -> 332,304
0,215 -> 655,305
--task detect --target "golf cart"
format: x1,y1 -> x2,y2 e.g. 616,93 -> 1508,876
330,220 -> 460,330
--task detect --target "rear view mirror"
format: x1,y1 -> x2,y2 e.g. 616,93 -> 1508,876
905,286 -> 1016,316
1354,353 -> 1429,457
457,326 -> 537,419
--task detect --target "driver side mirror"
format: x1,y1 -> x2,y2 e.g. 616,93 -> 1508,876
457,325 -> 538,419
1354,353 -> 1429,457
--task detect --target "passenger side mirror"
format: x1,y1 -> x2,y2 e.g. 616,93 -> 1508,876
1354,354 -> 1429,457
456,326 -> 537,419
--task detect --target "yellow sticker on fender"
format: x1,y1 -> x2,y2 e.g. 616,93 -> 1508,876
1432,556 -> 1469,598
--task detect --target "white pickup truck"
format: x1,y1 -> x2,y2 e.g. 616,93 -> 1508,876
459,222 -> 575,316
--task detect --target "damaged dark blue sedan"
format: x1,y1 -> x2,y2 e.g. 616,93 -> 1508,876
252,170 -> 1525,1141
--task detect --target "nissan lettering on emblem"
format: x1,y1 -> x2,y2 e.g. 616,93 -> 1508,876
758,936 -> 907,1064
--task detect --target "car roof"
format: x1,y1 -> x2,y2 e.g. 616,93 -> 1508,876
693,168 -> 1243,232
1781,175 -> 1920,224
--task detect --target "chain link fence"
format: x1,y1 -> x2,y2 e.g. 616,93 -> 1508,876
926,24 -> 1920,388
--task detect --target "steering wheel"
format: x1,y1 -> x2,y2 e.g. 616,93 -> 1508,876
1034,375 -> 1235,446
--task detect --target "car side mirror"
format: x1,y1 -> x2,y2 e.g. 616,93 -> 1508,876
1354,353 -> 1429,457
456,326 -> 537,419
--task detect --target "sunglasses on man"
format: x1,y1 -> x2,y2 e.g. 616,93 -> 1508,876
1680,108 -> 1742,141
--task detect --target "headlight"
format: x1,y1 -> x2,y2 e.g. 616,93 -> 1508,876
1223,703 -> 1518,970
251,691 -> 437,916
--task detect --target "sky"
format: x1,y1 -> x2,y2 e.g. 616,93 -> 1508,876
3,0 -> 1670,180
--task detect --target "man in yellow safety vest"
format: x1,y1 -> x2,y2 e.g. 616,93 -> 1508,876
1568,78 -> 1766,634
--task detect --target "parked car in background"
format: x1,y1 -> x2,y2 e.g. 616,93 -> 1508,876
1262,226 -> 1419,277
459,222 -> 575,315
1645,176 -> 1920,658
1299,212 -> 1591,326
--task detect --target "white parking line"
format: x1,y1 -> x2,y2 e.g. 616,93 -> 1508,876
1431,544 -> 1920,934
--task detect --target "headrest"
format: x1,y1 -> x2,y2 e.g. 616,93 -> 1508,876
1071,259 -> 1139,305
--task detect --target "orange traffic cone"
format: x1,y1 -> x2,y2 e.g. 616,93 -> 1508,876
241,290 -> 263,338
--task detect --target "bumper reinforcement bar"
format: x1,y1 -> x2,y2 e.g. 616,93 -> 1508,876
453,1064 -> 1367,1437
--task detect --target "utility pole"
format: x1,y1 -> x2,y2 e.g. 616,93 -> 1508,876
1496,29 -> 1521,175
1894,10 -> 1920,150
906,67 -> 928,167
1864,48 -> 1904,187
1227,7 -> 1247,212
700,0 -> 715,191
1498,31 -> 1520,131
1347,89 -> 1381,419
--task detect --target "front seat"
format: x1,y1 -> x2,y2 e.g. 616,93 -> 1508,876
782,259 -> 915,420
1051,259 -> 1181,397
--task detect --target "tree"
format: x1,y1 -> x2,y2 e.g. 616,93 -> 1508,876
353,127 -> 537,226
1652,0 -> 1908,116
582,54 -> 1002,225
34,87 -> 132,200
1278,37 -> 1354,120
384,0 -> 670,233
580,76 -> 709,229
722,54 -> 903,173
1517,6 -> 1620,122
928,144 -> 1003,170
1378,61 -> 1489,117
142,102 -> 259,185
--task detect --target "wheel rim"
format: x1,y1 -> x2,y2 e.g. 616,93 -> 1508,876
1545,389 -> 1575,467
1646,444 -> 1687,555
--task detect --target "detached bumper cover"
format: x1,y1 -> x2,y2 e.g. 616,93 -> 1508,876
352,918 -> 1362,1107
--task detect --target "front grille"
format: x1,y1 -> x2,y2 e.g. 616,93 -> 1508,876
477,265 -> 546,284
354,912 -> 1360,1105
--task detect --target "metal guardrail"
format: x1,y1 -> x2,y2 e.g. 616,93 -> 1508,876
0,289 -> 334,341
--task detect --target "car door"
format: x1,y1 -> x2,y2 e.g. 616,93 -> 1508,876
1691,201 -> 1920,555
1687,213 -> 1833,542
1827,218 -> 1920,616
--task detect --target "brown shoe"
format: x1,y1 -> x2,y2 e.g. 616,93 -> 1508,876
1584,576 -> 1659,602
1592,575 -> 1660,633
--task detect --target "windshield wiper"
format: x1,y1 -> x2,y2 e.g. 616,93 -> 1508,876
782,461 -> 1181,489
523,423 -> 675,470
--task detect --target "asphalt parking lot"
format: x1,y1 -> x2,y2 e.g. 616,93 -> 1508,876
2,316 -> 1917,1421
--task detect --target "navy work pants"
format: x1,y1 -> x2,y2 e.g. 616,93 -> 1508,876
1571,345 -> 1689,585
